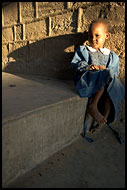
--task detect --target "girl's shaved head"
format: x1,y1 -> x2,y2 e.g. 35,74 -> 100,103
89,18 -> 109,33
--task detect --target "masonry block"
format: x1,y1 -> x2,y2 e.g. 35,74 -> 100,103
21,2 -> 35,23
104,5 -> 125,26
2,9 -> 4,27
8,41 -> 28,53
38,2 -> 65,18
67,2 -> 73,9
2,27 -> 13,43
8,41 -> 28,63
15,25 -> 23,41
35,2 -> 38,19
82,7 -> 100,32
2,44 -> 8,68
3,41 -> 29,74
22,24 -> 26,40
25,20 -> 47,40
77,8 -> 83,33
3,2 -> 18,26
28,40 -> 45,62
51,11 -> 77,36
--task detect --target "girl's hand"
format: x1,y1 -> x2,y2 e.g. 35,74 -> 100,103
89,65 -> 99,70
99,65 -> 106,70
89,65 -> 106,70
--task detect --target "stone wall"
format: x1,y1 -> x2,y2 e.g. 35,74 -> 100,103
2,2 -> 125,83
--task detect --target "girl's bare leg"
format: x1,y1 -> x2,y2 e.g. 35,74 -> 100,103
90,91 -> 111,133
103,93 -> 111,120
88,87 -> 107,125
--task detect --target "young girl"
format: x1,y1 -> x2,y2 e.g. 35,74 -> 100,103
71,18 -> 124,135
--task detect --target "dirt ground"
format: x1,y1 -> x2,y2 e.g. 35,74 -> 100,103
6,109 -> 125,188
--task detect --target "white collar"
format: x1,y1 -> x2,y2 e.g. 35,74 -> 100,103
86,45 -> 110,55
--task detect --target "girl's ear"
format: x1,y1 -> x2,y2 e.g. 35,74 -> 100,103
106,32 -> 110,39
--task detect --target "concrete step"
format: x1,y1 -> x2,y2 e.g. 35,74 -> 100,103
2,72 -> 88,187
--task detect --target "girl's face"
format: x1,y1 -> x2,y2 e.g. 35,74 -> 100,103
88,23 -> 109,50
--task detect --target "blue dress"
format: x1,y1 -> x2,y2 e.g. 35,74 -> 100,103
71,45 -> 124,123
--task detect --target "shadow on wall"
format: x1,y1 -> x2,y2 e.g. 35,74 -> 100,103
3,32 -> 88,80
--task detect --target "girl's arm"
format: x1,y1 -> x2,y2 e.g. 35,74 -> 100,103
107,52 -> 119,77
71,46 -> 89,73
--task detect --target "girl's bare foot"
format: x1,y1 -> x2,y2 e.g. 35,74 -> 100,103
88,103 -> 107,125
90,122 -> 105,133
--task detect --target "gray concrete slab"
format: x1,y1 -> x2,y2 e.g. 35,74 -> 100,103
2,72 -> 89,186
6,124 -> 125,188
2,72 -> 77,121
